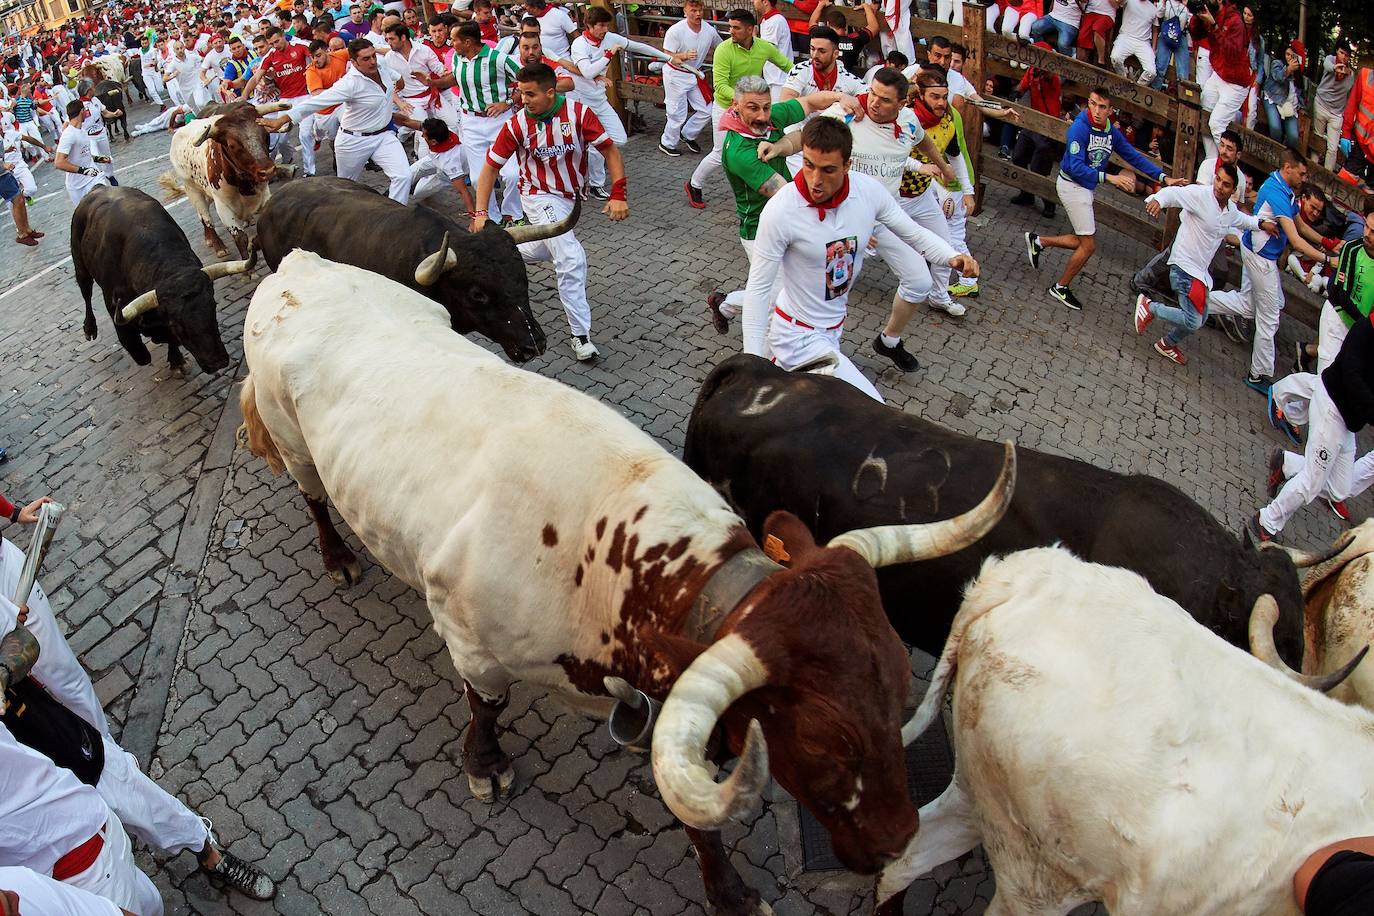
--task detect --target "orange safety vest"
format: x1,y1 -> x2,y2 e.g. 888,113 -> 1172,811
1348,68 -> 1374,155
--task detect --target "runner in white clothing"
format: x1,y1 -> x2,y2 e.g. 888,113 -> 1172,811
0,866 -> 125,916
522,0 -> 578,57
53,100 -> 111,206
658,0 -> 721,156
1110,0 -> 1158,85
754,0 -> 794,97
408,117 -> 476,209
384,21 -> 446,156
743,117 -> 975,400
778,25 -> 863,172
572,6 -> 692,196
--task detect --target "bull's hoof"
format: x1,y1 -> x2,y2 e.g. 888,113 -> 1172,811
232,233 -> 251,260
324,551 -> 362,586
212,246 -> 230,259
273,164 -> 297,181
83,319 -> 97,341
467,765 -> 516,802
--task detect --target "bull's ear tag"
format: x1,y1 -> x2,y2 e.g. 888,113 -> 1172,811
763,535 -> 790,564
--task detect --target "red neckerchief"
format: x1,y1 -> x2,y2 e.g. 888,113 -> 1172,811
582,29 -> 601,45
812,62 -> 836,92
793,171 -> 849,221
762,7 -> 783,18
911,96 -> 939,129
857,94 -> 903,139
428,132 -> 460,153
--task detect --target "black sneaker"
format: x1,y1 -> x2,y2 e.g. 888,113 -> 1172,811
1244,512 -> 1274,546
1041,201 -> 1057,218
586,185 -> 611,201
1266,446 -> 1285,498
682,137 -> 702,154
1049,284 -> 1082,310
658,141 -> 682,157
199,820 -> 276,901
684,181 -> 705,209
1009,191 -> 1035,207
1244,373 -> 1274,396
1025,232 -> 1042,270
1293,340 -> 1316,374
706,290 -> 730,335
872,335 -> 920,372
998,145 -> 1012,160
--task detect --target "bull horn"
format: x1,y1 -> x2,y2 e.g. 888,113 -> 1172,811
503,198 -> 582,245
1260,539 -> 1350,569
1248,594 -> 1368,692
254,102 -> 290,114
193,123 -> 216,147
414,231 -> 458,287
828,441 -> 1017,568
651,633 -> 770,829
202,252 -> 257,281
119,290 -> 159,322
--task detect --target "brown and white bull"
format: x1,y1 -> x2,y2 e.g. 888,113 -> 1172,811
237,251 -> 1017,914
1262,520 -> 1374,711
159,101 -> 287,259
875,547 -> 1369,916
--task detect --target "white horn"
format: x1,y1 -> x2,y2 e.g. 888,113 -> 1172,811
119,289 -> 159,322
828,441 -> 1017,568
414,231 -> 457,287
202,253 -> 256,281
254,102 -> 290,114
651,633 -> 770,829
192,122 -> 216,147
1248,594 -> 1368,693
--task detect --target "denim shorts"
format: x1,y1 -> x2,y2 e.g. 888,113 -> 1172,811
0,169 -> 19,204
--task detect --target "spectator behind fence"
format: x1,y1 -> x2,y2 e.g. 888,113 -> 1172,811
1004,41 -> 1062,218
1196,0 -> 1252,161
1340,64 -> 1374,190
1313,43 -> 1355,172
1260,39 -> 1305,151
1150,0 -> 1191,90
1029,0 -> 1081,56
1110,0 -> 1156,85
1076,0 -> 1116,68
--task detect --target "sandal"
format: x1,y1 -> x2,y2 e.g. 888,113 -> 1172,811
27,230 -> 43,239
15,234 -> 37,247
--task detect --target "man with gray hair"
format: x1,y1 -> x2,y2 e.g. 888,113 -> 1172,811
705,73 -> 861,340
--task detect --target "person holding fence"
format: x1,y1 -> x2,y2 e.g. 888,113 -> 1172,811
1131,161 -> 1275,366
1025,87 -> 1177,311
1109,0 -> 1157,86
1312,43 -> 1353,174
1196,0 -> 1251,161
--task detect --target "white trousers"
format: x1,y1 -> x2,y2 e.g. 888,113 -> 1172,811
1313,102 -> 1344,172
1272,301 -> 1347,426
141,68 -> 165,105
1110,35 -> 1156,84
991,6 -> 1038,38
689,104 -> 727,190
409,157 -> 457,202
299,111 -> 339,177
460,111 -> 521,221
518,193 -> 591,336
97,737 -> 209,856
1207,244 -> 1283,378
944,190 -> 975,286
10,161 -> 36,196
164,78 -> 185,108
934,0 -> 962,25
66,812 -> 163,916
872,221 -> 935,304
901,188 -> 955,307
1200,71 -> 1248,159
661,69 -> 710,149
1195,46 -> 1213,89
18,119 -> 43,147
1261,379 -> 1374,533
66,172 -> 110,207
880,8 -> 916,63
584,96 -> 625,189
768,314 -> 884,402
334,130 -> 410,203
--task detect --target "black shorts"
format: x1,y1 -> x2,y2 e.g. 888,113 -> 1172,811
1307,850 -> 1374,916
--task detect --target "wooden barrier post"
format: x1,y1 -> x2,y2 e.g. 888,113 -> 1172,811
1162,79 -> 1202,247
593,0 -> 629,129
960,0 -> 985,215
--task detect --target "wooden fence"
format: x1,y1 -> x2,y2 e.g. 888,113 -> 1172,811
596,0 -> 1370,251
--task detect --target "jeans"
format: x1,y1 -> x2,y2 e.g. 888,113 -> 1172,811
1150,34 -> 1189,89
1262,98 -> 1300,149
1148,265 -> 1207,346
1029,16 -> 1077,56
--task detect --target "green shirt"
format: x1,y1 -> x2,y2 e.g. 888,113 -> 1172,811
711,37 -> 793,109
1332,240 -> 1374,328
722,99 -> 805,241
453,45 -> 519,114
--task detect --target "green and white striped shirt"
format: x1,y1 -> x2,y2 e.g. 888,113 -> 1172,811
453,45 -> 519,114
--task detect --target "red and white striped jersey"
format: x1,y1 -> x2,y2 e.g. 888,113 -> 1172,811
486,97 -> 611,200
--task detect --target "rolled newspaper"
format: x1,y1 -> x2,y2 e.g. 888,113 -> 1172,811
0,502 -> 65,708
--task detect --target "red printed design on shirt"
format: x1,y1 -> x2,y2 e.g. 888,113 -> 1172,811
262,43 -> 310,98
486,98 -> 611,199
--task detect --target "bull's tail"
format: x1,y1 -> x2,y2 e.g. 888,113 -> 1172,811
237,375 -> 285,475
157,171 -> 185,201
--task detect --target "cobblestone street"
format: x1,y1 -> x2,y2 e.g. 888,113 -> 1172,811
0,89 -> 1361,916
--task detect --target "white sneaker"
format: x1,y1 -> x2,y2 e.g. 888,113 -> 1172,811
930,300 -> 967,317
572,335 -> 599,361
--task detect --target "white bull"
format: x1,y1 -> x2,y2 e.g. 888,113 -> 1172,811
90,55 -> 127,85
237,250 -> 1019,914
877,547 -> 1371,916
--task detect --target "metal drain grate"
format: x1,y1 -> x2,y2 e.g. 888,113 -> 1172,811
799,711 -> 954,872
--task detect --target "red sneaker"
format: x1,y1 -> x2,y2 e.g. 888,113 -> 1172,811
1133,294 -> 1154,335
1266,447 -> 1285,499
1325,496 -> 1351,521
684,181 -> 706,209
1153,339 -> 1186,365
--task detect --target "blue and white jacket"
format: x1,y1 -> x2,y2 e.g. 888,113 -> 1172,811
1059,109 -> 1166,192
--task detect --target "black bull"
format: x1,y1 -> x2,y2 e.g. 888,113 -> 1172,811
255,178 -> 547,363
685,355 -> 1307,666
93,81 -> 128,143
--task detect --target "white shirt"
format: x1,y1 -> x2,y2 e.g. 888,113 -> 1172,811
77,99 -> 108,140
419,143 -> 466,181
781,60 -> 863,98
570,31 -> 672,104
1196,155 -> 1248,205
743,171 -> 956,349
824,102 -> 925,197
0,729 -> 108,875
759,11 -> 793,88
1149,183 -> 1261,288
139,46 -> 160,71
534,6 -> 578,58
287,62 -> 402,133
393,41 -> 445,101
1085,0 -> 1116,15
661,18 -> 720,73
2,127 -> 28,166
201,46 -> 231,84
0,866 -> 120,915
1118,0 -> 1156,43
165,51 -> 202,91
1048,0 -> 1083,27
364,29 -> 388,49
